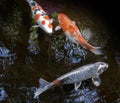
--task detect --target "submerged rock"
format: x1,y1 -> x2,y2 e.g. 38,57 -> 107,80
64,87 -> 100,103
49,34 -> 87,65
27,28 -> 40,55
0,87 -> 8,102
0,46 -> 16,69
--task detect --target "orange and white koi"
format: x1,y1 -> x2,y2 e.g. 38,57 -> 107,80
26,0 -> 53,34
55,13 -> 102,55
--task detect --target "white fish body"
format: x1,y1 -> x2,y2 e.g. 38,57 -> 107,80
26,0 -> 53,34
34,62 -> 108,98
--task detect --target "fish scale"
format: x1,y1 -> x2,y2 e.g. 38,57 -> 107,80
57,65 -> 98,84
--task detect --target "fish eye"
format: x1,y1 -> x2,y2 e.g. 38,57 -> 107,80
34,9 -> 40,14
100,62 -> 105,66
30,2 -> 35,6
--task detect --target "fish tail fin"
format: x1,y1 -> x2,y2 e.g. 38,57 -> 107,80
34,78 -> 52,98
90,47 -> 103,55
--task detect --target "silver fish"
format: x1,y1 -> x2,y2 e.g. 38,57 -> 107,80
34,62 -> 108,98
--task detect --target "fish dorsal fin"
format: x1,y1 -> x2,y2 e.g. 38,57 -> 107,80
77,30 -> 82,36
55,25 -> 61,31
72,21 -> 76,25
39,78 -> 50,88
92,75 -> 101,86
74,82 -> 81,90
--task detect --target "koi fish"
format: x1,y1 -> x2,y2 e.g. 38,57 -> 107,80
34,62 -> 108,98
55,13 -> 102,55
26,0 -> 53,34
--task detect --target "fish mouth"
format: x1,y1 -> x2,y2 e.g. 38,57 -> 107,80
102,63 -> 109,72
103,62 -> 109,69
97,62 -> 109,74
99,62 -> 109,68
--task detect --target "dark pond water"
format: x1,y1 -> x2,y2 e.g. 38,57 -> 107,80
0,0 -> 120,103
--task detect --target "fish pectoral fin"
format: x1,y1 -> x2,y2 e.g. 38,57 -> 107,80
55,25 -> 61,31
39,78 -> 50,88
74,82 -> 81,90
32,25 -> 40,28
72,21 -> 76,25
50,18 -> 54,23
92,75 -> 101,86
77,30 -> 82,36
66,36 -> 69,41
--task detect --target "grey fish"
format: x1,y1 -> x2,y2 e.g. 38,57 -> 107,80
34,62 -> 108,98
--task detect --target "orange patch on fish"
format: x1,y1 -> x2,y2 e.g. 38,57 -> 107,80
35,14 -> 40,21
41,20 -> 46,25
77,36 -> 94,50
52,80 -> 61,86
48,23 -> 52,28
69,25 -> 76,33
43,16 -> 49,20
